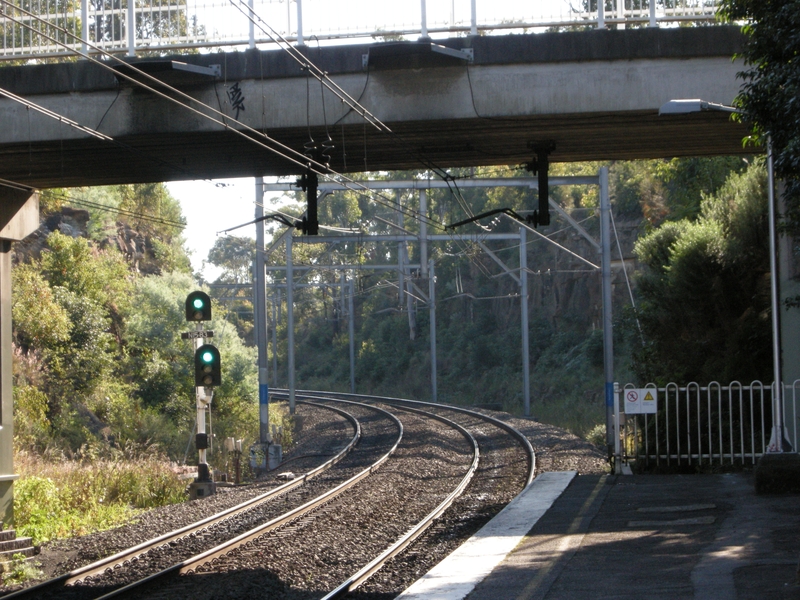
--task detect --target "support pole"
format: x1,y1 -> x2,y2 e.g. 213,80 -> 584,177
286,234 -> 296,414
429,258 -> 437,403
0,189 -> 39,524
520,227 -> 531,417
398,191 -> 405,306
349,278 -> 356,394
272,292 -> 278,388
126,0 -> 135,57
81,0 -> 89,55
420,190 -> 428,278
255,177 -> 270,443
248,0 -> 255,48
296,0 -> 304,46
470,0 -> 478,36
0,242 -> 14,523
767,137 -> 791,451
600,167 -> 615,457
649,0 -> 657,27
420,0 -> 428,39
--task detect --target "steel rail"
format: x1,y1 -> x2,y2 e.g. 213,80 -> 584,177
92,398 -> 404,600
282,389 -> 536,485
2,401 -> 360,600
317,401 -> 480,600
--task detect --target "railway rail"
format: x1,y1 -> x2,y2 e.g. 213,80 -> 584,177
1,400 -> 394,600
3,392 -> 536,600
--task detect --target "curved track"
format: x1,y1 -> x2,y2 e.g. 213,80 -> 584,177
1,401 -> 381,600
4,392 -> 536,600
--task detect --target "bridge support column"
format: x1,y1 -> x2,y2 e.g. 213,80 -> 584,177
0,188 -> 39,525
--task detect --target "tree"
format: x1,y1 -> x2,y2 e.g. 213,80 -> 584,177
633,163 -> 771,384
206,236 -> 255,285
719,2 -> 800,235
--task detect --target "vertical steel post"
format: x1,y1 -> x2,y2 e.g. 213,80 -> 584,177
767,136 -> 790,451
81,0 -> 89,55
286,234 -> 296,414
272,292 -> 278,387
420,190 -> 428,278
420,0 -> 428,38
349,278 -> 356,393
397,191 -> 405,306
127,0 -> 135,57
600,167 -> 615,453
194,329 -> 209,474
597,0 -> 605,29
429,258 -> 437,403
248,0 -> 255,48
520,227 -> 531,417
255,178 -> 270,443
649,0 -> 657,27
296,0 -> 304,45
470,0 -> 478,36
0,241 -> 14,523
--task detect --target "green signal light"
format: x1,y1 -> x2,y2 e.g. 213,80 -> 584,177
201,351 -> 214,363
193,298 -> 205,310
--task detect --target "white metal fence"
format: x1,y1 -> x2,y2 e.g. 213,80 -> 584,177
615,381 -> 799,469
0,0 -> 722,61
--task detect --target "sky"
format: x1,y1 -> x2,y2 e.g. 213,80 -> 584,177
167,178 -> 288,280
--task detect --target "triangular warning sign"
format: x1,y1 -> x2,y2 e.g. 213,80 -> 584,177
643,391 -> 654,402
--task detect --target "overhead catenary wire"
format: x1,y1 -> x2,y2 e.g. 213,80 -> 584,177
0,1 -> 442,232
609,206 -> 644,345
0,86 -> 112,141
230,0 -> 488,223
0,176 -> 187,229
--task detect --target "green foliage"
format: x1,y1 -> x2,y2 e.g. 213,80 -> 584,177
1,554 -> 43,586
13,386 -> 51,451
206,236 -> 256,343
207,236 -> 255,284
13,453 -> 186,545
633,163 -> 771,384
13,187 -> 257,463
719,2 -> 800,238
11,265 -> 70,350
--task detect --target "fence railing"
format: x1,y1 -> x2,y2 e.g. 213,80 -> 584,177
1,0 -> 723,62
615,381 -> 799,469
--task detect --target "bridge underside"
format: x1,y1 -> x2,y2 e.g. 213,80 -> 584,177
0,26 -> 749,188
0,110 -> 750,189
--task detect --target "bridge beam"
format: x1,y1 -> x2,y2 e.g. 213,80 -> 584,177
0,27 -> 748,189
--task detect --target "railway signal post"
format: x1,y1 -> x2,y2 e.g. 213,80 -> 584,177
183,291 -> 218,499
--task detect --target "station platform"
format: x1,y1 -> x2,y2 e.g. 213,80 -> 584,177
398,471 -> 800,600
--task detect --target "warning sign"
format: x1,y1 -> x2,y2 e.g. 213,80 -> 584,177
625,388 -> 657,415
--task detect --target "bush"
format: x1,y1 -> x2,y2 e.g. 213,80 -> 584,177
14,452 -> 186,545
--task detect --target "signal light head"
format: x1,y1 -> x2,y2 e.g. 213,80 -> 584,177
185,291 -> 212,322
194,344 -> 221,387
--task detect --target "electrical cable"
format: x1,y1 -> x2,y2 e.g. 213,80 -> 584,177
0,175 -> 186,229
609,205 -> 645,345
0,82 -> 236,185
0,1 -> 443,232
0,86 -> 112,141
231,0 -> 488,220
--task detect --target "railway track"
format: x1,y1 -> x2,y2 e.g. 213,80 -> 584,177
4,392 -> 536,600
1,400 -> 396,600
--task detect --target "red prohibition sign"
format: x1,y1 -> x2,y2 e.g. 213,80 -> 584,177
626,390 -> 639,403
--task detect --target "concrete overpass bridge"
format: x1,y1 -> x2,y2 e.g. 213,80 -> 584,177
0,25 -> 748,189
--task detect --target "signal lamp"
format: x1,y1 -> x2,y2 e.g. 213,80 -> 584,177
185,291 -> 212,322
194,344 -> 221,387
